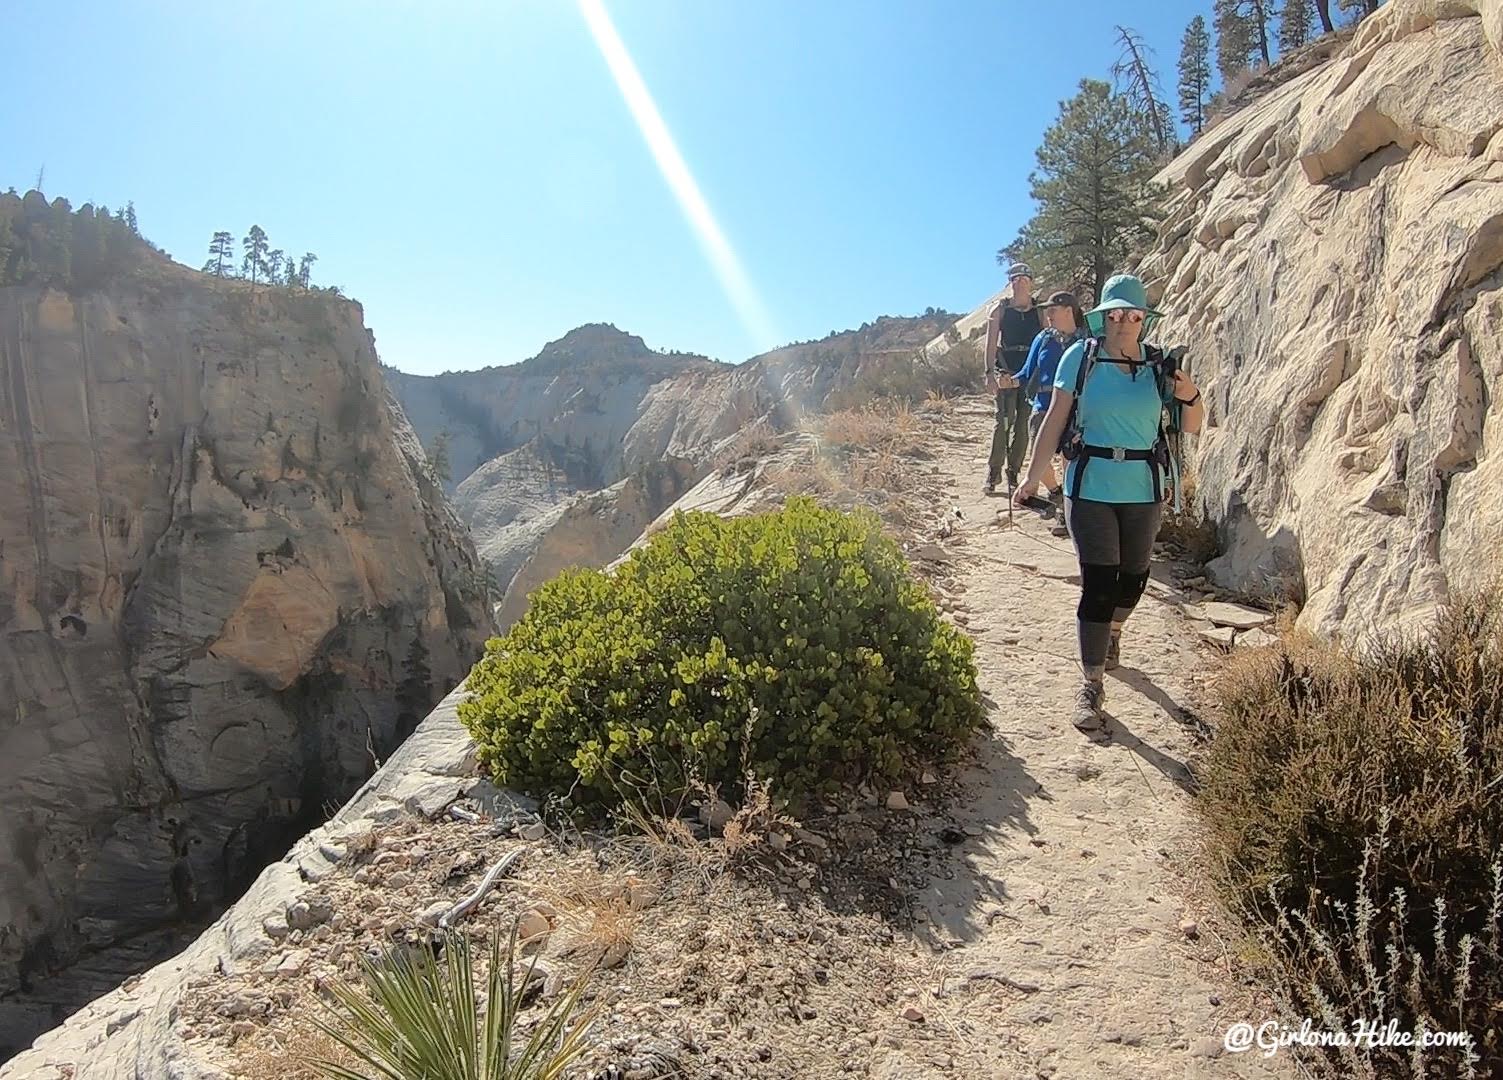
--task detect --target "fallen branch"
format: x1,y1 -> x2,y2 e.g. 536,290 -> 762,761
448,805 -> 480,824
438,847 -> 524,929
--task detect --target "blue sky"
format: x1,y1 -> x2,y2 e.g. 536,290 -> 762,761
4,1 -> 1224,375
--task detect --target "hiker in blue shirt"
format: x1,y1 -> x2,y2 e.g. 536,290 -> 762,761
1000,290 -> 1085,537
1012,274 -> 1204,732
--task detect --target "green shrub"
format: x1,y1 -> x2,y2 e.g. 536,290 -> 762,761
1199,586 -> 1503,1073
458,498 -> 984,811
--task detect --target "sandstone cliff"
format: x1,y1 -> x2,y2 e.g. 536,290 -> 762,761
391,315 -> 953,618
0,250 -> 493,1055
1137,0 -> 1503,634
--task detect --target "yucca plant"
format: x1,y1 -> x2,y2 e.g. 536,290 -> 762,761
308,923 -> 596,1080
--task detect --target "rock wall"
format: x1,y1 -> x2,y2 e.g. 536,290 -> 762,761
0,269 -> 492,1055
493,457 -> 699,631
1137,0 -> 1503,635
0,685 -> 534,1080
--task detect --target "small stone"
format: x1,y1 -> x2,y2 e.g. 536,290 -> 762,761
624,879 -> 657,911
262,915 -> 290,941
1209,994 -> 1221,1006
901,1006 -> 925,1023
1179,919 -> 1199,940
601,940 -> 630,969
318,841 -> 348,863
659,997 -> 682,1009
768,832 -> 788,852
796,877 -> 813,891
361,915 -> 384,932
794,829 -> 829,850
285,896 -> 332,931
418,901 -> 450,927
387,871 -> 413,889
1235,627 -> 1278,649
275,950 -> 310,977
230,1020 -> 257,1038
919,771 -> 938,785
886,791 -> 910,811
517,909 -> 553,942
698,798 -> 735,830
1199,625 -> 1236,649
963,825 -> 984,837
516,822 -> 547,842
1200,601 -> 1273,630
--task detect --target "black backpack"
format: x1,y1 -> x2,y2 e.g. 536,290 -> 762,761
1057,339 -> 1186,506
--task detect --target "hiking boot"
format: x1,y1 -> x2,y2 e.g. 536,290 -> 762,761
1005,469 -> 1019,492
1105,632 -> 1122,671
1050,516 -> 1069,538
1072,680 -> 1104,731
983,477 -> 997,496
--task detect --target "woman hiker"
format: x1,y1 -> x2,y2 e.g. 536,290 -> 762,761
998,290 -> 1085,538
1012,274 -> 1204,731
982,263 -> 1043,495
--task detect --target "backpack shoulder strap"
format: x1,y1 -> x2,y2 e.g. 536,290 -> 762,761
1074,337 -> 1101,397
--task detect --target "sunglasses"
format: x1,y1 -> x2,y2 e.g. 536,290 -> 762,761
1105,309 -> 1145,324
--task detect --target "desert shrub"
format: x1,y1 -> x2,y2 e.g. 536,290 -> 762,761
1199,586 -> 1503,1073
459,498 -> 984,811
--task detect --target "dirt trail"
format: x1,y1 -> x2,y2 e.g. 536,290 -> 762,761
877,401 -> 1293,1079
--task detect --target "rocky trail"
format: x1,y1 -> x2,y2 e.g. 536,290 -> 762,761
877,400 -> 1294,1078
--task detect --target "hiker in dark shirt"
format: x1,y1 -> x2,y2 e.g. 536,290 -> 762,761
982,263 -> 1043,494
1000,290 -> 1085,536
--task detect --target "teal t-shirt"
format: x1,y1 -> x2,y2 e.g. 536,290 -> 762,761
1053,340 -> 1167,504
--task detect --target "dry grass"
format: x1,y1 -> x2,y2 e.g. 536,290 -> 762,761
713,423 -> 785,478
818,404 -> 924,456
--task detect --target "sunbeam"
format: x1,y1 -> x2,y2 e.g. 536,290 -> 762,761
578,0 -> 778,351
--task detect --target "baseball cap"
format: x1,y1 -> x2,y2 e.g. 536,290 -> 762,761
1038,290 -> 1076,308
1006,263 -> 1034,280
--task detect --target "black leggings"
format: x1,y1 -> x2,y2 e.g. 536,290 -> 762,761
1065,498 -> 1163,675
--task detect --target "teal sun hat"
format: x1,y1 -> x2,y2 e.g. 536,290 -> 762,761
1085,273 -> 1163,337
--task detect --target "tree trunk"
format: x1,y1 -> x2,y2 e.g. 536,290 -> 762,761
1315,0 -> 1334,33
1249,0 -> 1272,65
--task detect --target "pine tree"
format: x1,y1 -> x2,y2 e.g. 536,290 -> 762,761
267,249 -> 285,285
1215,0 -> 1257,82
1314,0 -> 1335,32
1000,79 -> 1161,303
1246,0 -> 1273,66
297,251 -> 317,289
242,225 -> 269,285
1112,26 -> 1175,156
123,201 -> 139,236
1278,0 -> 1315,51
203,231 -> 234,276
1177,16 -> 1213,135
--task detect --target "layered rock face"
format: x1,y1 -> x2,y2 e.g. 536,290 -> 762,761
0,269 -> 492,1053
1138,0 -> 1503,634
